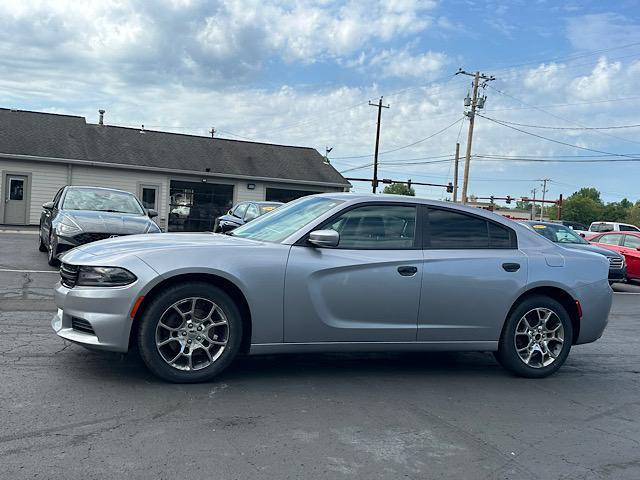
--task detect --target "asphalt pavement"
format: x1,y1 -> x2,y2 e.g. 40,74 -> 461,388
1,232 -> 640,479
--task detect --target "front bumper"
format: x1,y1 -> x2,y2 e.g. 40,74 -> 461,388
51,255 -> 158,352
608,265 -> 626,282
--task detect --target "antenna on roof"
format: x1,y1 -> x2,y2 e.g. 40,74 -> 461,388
324,147 -> 333,165
210,127 -> 216,138
98,109 -> 105,125
139,124 -> 145,134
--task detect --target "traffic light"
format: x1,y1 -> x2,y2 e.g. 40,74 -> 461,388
506,195 -> 512,204
490,195 -> 494,203
446,182 -> 453,193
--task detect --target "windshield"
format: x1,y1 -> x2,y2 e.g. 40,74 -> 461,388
529,223 -> 589,244
63,188 -> 144,214
231,196 -> 343,242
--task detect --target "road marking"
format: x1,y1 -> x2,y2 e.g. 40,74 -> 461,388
0,268 -> 58,274
0,231 -> 39,235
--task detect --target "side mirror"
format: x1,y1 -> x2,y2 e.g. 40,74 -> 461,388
147,209 -> 158,218
308,229 -> 339,248
228,209 -> 233,216
43,201 -> 54,210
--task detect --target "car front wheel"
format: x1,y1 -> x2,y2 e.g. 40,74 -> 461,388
47,234 -> 59,266
137,282 -> 243,383
38,229 -> 47,252
495,295 -> 573,378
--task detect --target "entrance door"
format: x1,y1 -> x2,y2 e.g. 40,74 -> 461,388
4,175 -> 28,224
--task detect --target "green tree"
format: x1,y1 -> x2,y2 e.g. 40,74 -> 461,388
602,201 -> 632,222
383,183 -> 415,196
626,202 -> 640,227
562,195 -> 603,225
573,187 -> 602,203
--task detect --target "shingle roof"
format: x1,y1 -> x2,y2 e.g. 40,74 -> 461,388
0,108 -> 350,186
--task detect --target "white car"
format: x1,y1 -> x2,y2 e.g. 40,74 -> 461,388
589,222 -> 640,234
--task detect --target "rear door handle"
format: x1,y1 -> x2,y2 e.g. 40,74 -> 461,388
397,266 -> 418,276
502,262 -> 521,272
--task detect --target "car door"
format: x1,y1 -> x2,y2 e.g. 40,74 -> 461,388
41,187 -> 64,240
592,233 -> 624,254
417,207 -> 528,343
621,235 -> 640,279
284,203 -> 422,343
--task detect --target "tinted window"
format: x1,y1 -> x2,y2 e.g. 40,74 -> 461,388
591,223 -> 614,232
620,225 -> 640,232
141,187 -> 157,210
9,179 -> 24,200
244,203 -> 260,221
327,205 -> 416,249
623,235 -> 640,249
598,234 -> 621,246
427,208 -> 514,249
233,203 -> 248,218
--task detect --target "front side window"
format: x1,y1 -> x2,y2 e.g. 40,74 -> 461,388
326,205 -> 416,249
623,235 -> 640,249
233,203 -> 248,218
62,188 -> 144,214
244,203 -> 260,221
597,234 -> 622,246
231,196 -> 343,243
427,208 -> 514,249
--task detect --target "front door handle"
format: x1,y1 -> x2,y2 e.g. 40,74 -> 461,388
502,262 -> 521,272
397,266 -> 418,276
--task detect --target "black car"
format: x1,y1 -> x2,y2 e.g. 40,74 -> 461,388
39,186 -> 161,266
214,201 -> 282,233
520,220 -> 626,282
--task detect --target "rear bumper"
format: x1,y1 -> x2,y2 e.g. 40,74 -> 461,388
573,279 -> 613,345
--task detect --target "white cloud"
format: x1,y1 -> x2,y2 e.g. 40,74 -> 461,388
369,49 -> 447,78
566,13 -> 640,51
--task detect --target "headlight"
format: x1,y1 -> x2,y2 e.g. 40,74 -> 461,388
57,217 -> 82,235
76,266 -> 137,287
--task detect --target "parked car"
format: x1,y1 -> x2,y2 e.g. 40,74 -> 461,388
587,231 -> 640,282
52,194 -> 612,382
39,186 -> 161,266
214,201 -> 282,233
588,221 -> 640,233
519,221 -> 626,283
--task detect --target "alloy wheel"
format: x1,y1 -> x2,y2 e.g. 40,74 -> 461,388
514,307 -> 565,369
155,297 -> 229,371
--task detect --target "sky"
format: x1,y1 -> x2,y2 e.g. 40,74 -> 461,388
1,0 -> 640,204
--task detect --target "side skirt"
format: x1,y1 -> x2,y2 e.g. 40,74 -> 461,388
249,341 -> 498,355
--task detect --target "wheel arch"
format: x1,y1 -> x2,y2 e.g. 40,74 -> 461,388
506,286 -> 581,344
130,273 -> 252,354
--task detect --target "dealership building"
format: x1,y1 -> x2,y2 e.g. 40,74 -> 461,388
0,108 -> 350,231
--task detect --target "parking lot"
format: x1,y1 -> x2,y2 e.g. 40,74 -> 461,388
1,231 -> 640,479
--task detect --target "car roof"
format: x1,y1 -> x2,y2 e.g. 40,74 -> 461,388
65,185 -> 134,195
256,201 -> 283,206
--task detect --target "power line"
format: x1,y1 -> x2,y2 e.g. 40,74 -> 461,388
479,119 -> 640,131
332,117 -> 464,159
477,114 -> 640,159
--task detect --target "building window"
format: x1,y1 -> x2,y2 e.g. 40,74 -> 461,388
9,179 -> 24,200
265,187 -> 321,203
169,180 -> 234,232
139,185 -> 158,210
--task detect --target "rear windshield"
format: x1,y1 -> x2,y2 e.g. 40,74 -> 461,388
62,188 -> 144,214
590,223 -> 614,232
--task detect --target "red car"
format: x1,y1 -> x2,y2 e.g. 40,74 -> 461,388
587,231 -> 640,281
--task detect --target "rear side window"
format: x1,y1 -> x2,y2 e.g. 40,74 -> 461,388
598,234 -> 622,246
591,223 -> 614,232
426,208 -> 515,249
619,225 -> 639,232
623,235 -> 640,249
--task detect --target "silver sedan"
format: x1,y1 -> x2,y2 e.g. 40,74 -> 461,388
52,194 -> 612,382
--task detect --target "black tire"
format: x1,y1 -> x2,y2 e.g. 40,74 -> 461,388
137,282 -> 243,383
495,295 -> 573,378
38,229 -> 47,252
47,234 -> 59,266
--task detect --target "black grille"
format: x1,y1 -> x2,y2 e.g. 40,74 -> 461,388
60,263 -> 80,288
73,232 -> 124,244
71,317 -> 95,335
609,257 -> 624,269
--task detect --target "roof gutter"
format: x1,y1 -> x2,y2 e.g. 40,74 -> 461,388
0,152 -> 352,189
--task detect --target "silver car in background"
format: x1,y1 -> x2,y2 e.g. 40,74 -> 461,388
52,193 -> 612,383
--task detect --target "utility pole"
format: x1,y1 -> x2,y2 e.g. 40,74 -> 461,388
368,96 -> 390,193
453,142 -> 460,202
530,188 -> 537,220
455,69 -> 495,204
539,178 -> 550,220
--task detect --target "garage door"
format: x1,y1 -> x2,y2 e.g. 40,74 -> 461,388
169,180 -> 233,232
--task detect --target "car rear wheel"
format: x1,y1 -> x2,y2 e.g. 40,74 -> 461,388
137,282 -> 243,383
495,295 -> 573,378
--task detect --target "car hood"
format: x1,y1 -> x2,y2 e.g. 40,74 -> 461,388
560,243 -> 622,258
71,232 -> 260,258
62,210 -> 155,234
